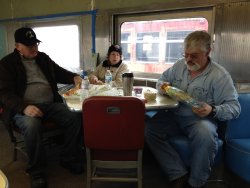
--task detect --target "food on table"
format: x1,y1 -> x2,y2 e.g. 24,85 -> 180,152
144,89 -> 157,101
62,86 -> 80,97
88,85 -> 113,96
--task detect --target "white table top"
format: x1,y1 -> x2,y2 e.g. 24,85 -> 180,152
63,86 -> 178,111
0,170 -> 8,188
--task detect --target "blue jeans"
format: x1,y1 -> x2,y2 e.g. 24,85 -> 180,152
14,103 -> 82,174
145,110 -> 218,187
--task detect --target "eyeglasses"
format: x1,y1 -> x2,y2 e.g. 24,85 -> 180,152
26,42 -> 40,49
182,52 -> 204,59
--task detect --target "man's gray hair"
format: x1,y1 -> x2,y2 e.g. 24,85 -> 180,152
184,30 -> 211,52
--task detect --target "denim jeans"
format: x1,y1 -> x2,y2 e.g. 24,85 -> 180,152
14,103 -> 82,175
145,110 -> 218,187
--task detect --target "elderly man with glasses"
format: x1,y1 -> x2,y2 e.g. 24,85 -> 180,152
145,30 -> 241,188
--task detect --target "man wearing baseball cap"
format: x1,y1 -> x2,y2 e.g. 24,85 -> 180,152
0,27 -> 84,188
15,27 -> 41,46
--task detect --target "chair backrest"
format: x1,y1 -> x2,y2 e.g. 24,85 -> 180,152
0,103 -> 16,143
82,96 -> 145,160
226,93 -> 250,139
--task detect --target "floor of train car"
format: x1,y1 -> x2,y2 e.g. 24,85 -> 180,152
0,122 -> 249,188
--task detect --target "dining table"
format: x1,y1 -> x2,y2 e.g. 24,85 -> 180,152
62,85 -> 178,112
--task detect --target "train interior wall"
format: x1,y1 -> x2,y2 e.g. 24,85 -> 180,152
0,1 -> 250,85
0,0 -> 250,187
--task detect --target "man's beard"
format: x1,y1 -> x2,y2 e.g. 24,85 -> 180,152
185,61 -> 201,71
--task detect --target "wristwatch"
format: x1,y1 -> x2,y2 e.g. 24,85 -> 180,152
208,105 -> 217,118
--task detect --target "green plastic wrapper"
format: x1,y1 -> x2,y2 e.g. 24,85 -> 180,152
162,84 -> 203,108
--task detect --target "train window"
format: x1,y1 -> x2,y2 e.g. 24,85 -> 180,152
33,25 -> 80,72
166,30 -> 193,63
114,8 -> 214,78
120,18 -> 208,74
121,33 -> 131,61
136,32 -> 159,62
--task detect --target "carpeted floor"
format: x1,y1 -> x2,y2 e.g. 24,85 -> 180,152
0,121 -> 249,188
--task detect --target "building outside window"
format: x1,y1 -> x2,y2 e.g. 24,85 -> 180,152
121,33 -> 131,61
120,17 -> 208,74
166,30 -> 193,63
136,32 -> 159,62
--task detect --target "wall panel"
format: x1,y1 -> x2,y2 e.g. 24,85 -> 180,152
218,2 -> 250,82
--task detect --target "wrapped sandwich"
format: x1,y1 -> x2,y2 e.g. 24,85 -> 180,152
62,85 -> 80,97
161,83 -> 203,108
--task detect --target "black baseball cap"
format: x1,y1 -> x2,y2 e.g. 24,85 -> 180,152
108,44 -> 122,55
14,27 -> 41,46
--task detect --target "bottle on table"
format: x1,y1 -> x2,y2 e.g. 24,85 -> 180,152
105,69 -> 112,89
80,76 -> 90,101
82,76 -> 90,89
80,70 -> 88,79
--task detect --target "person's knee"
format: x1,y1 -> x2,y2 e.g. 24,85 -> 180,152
191,121 -> 217,147
17,117 -> 42,134
144,123 -> 158,141
26,123 -> 41,133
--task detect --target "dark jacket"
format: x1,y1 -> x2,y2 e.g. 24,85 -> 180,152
0,49 -> 77,123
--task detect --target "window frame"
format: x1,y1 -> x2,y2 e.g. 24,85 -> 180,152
113,7 -> 215,79
17,16 -> 84,71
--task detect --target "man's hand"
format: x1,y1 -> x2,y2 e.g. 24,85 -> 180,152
74,75 -> 82,89
159,81 -> 170,93
192,103 -> 212,117
23,105 -> 43,117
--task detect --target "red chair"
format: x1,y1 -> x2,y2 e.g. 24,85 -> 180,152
82,96 -> 145,188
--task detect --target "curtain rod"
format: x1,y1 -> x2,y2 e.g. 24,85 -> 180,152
0,9 -> 98,23
0,9 -> 97,53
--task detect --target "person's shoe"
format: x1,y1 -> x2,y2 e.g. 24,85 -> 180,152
30,173 -> 47,188
60,159 -> 84,174
170,174 -> 188,188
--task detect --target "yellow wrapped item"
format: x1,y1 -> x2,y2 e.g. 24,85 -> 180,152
161,83 -> 203,108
